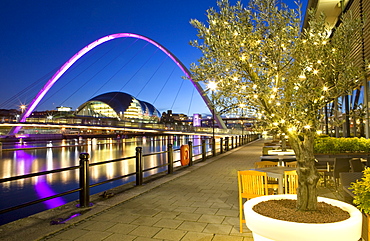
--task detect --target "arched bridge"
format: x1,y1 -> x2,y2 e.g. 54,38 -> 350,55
9,33 -> 226,135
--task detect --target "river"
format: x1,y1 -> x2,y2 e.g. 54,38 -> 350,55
0,135 -> 210,225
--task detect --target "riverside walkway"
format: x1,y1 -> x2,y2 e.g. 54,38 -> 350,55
0,139 -> 339,241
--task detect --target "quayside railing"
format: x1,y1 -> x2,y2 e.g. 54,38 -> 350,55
0,134 -> 259,218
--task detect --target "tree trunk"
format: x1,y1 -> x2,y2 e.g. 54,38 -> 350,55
288,132 -> 320,211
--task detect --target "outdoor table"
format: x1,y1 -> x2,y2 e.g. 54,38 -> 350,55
252,166 -> 296,194
267,149 -> 295,155
260,155 -> 296,166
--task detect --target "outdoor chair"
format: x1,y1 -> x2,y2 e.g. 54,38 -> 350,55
286,161 -> 297,168
254,161 -> 279,192
262,146 -> 275,155
339,172 -> 363,204
254,161 -> 278,168
237,170 -> 268,233
325,158 -> 351,188
349,158 -> 364,172
284,170 -> 298,194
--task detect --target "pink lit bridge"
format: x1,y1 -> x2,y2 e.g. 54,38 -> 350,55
7,33 -> 228,136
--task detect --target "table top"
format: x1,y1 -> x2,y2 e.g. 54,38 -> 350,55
253,166 -> 296,175
260,155 -> 296,160
267,149 -> 295,155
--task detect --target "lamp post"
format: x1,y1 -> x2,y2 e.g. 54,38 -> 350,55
240,103 -> 245,144
207,81 -> 217,156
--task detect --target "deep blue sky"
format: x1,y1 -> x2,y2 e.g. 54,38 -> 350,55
0,0 -> 307,116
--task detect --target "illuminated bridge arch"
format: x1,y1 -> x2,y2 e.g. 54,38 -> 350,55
10,33 -> 226,135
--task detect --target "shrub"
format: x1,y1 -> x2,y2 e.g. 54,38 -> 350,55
351,168 -> 370,214
314,137 -> 370,154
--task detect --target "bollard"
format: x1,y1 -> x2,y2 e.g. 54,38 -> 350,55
136,147 -> 143,186
201,139 -> 206,161
212,137 -> 216,157
79,153 -> 90,208
231,136 -> 234,149
225,137 -> 229,151
188,141 -> 193,166
220,138 -> 223,154
168,144 -> 173,174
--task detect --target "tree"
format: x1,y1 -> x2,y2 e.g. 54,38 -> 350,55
190,0 -> 363,211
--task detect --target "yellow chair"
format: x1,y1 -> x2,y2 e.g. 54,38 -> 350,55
284,170 -> 298,194
286,161 -> 297,167
254,161 -> 279,192
237,170 -> 268,233
254,161 -> 278,168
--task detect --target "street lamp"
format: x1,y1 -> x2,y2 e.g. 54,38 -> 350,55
240,103 -> 245,144
207,81 -> 217,156
20,104 -> 26,113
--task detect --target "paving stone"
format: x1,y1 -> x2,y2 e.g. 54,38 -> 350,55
202,223 -> 233,234
212,234 -> 244,241
174,212 -> 201,221
198,214 -> 225,224
52,229 -> 89,240
81,220 -> 116,231
130,216 -> 161,226
152,228 -> 187,240
128,226 -> 162,237
74,230 -> 112,241
180,231 -> 214,241
153,218 -> 183,228
103,233 -> 136,241
105,223 -> 138,234
177,221 -> 207,232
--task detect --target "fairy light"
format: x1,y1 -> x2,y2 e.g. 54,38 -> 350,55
288,127 -> 297,132
299,75 -> 306,79
304,125 -> 311,129
323,86 -> 328,91
313,69 -> 319,74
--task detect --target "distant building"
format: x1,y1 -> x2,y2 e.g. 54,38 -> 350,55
75,91 -> 161,122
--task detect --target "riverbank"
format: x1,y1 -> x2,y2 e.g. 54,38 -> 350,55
0,139 -> 341,241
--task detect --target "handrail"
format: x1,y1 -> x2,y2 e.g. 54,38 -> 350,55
0,134 -> 259,221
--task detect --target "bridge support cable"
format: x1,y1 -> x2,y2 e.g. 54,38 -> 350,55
118,44 -> 158,92
170,77 -> 185,110
9,33 -> 226,135
53,38 -> 132,107
89,39 -> 141,98
187,88 -> 195,117
135,55 -> 168,98
152,66 -> 176,105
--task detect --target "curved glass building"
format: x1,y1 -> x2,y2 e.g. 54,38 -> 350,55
75,92 -> 161,122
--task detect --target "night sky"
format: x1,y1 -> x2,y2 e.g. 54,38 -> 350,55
0,0 -> 308,116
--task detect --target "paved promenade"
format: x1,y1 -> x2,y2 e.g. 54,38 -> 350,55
0,139 -> 339,241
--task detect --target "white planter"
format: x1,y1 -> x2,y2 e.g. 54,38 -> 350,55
244,194 -> 362,241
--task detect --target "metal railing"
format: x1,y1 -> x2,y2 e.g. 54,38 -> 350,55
0,134 -> 259,217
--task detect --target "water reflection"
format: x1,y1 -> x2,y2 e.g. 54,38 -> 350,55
0,135 -> 208,225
